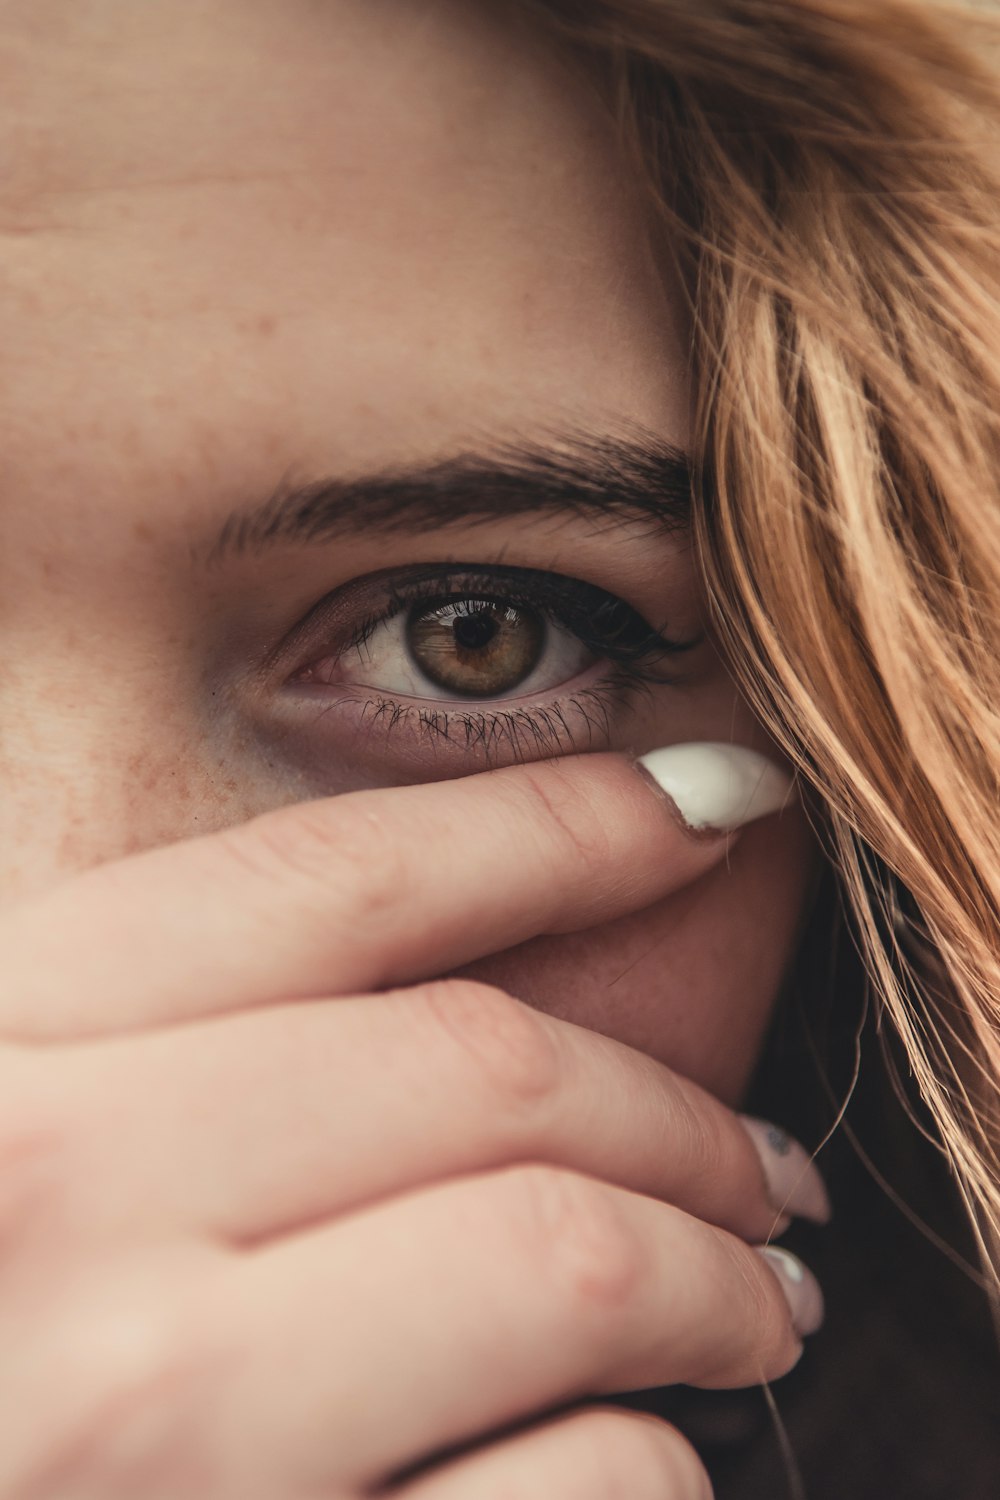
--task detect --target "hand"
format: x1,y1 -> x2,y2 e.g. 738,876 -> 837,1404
0,753 -> 825,1499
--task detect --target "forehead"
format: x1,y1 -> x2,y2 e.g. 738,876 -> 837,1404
0,0 -> 686,542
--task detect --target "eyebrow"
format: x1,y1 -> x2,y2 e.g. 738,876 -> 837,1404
205,430 -> 695,566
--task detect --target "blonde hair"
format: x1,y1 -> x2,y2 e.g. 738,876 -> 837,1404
515,0 -> 1000,1284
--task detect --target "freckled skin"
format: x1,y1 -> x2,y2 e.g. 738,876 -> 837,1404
0,0 -> 820,1101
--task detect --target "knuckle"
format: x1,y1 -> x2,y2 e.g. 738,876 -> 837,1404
503,1165 -> 644,1313
419,979 -> 561,1109
515,762 -> 612,869
0,1127 -> 65,1247
221,799 -> 406,922
668,1088 -> 727,1187
576,1410 -> 712,1500
0,1067 -> 81,1249
32,1259 -> 223,1493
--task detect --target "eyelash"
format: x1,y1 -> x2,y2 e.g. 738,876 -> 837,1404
344,565 -> 695,669
298,564 -> 701,762
354,687 -> 623,758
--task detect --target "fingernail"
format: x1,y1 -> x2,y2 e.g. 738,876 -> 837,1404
636,743 -> 794,831
756,1246 -> 825,1337
738,1116 -> 832,1226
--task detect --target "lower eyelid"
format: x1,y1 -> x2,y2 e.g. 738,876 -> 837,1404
276,671 -> 644,775
350,689 -> 620,760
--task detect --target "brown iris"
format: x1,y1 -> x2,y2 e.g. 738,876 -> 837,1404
406,598 -> 545,696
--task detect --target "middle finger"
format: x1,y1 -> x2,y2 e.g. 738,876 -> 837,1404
31,981 -> 829,1246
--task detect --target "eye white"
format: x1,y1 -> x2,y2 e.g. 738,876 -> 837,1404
340,605 -> 596,701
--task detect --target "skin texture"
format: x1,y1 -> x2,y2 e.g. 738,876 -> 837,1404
0,4 -> 836,1492
0,0 -> 816,1095
0,754 -> 823,1495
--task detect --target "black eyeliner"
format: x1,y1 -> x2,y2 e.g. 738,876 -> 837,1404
336,562 -> 702,684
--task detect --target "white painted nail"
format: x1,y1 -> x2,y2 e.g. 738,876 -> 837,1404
756,1246 -> 825,1337
637,743 -> 794,831
739,1116 -> 832,1226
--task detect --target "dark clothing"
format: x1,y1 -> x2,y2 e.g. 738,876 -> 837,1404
609,987 -> 1000,1499
614,1149 -> 1000,1498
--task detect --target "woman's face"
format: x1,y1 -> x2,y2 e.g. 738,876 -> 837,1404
0,0 -> 818,1102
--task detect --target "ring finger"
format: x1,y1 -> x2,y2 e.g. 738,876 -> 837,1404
202,1166 -> 818,1494
19,981 -> 829,1248
381,1407 -> 711,1500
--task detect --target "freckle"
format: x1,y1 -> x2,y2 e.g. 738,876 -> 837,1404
132,520 -> 154,544
174,784 -> 196,813
256,314 -> 277,338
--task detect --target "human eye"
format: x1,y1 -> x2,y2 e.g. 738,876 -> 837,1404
267,562 -> 703,777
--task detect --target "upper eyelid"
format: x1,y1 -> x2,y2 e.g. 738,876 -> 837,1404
354,567 -> 618,641
270,560 -> 703,691
341,563 -> 695,651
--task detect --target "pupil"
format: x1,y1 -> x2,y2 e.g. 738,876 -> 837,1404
452,612 -> 497,651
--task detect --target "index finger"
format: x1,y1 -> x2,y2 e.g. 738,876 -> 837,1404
0,746 -> 792,1040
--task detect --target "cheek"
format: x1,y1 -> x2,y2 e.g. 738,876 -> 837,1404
455,808 -> 822,1104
